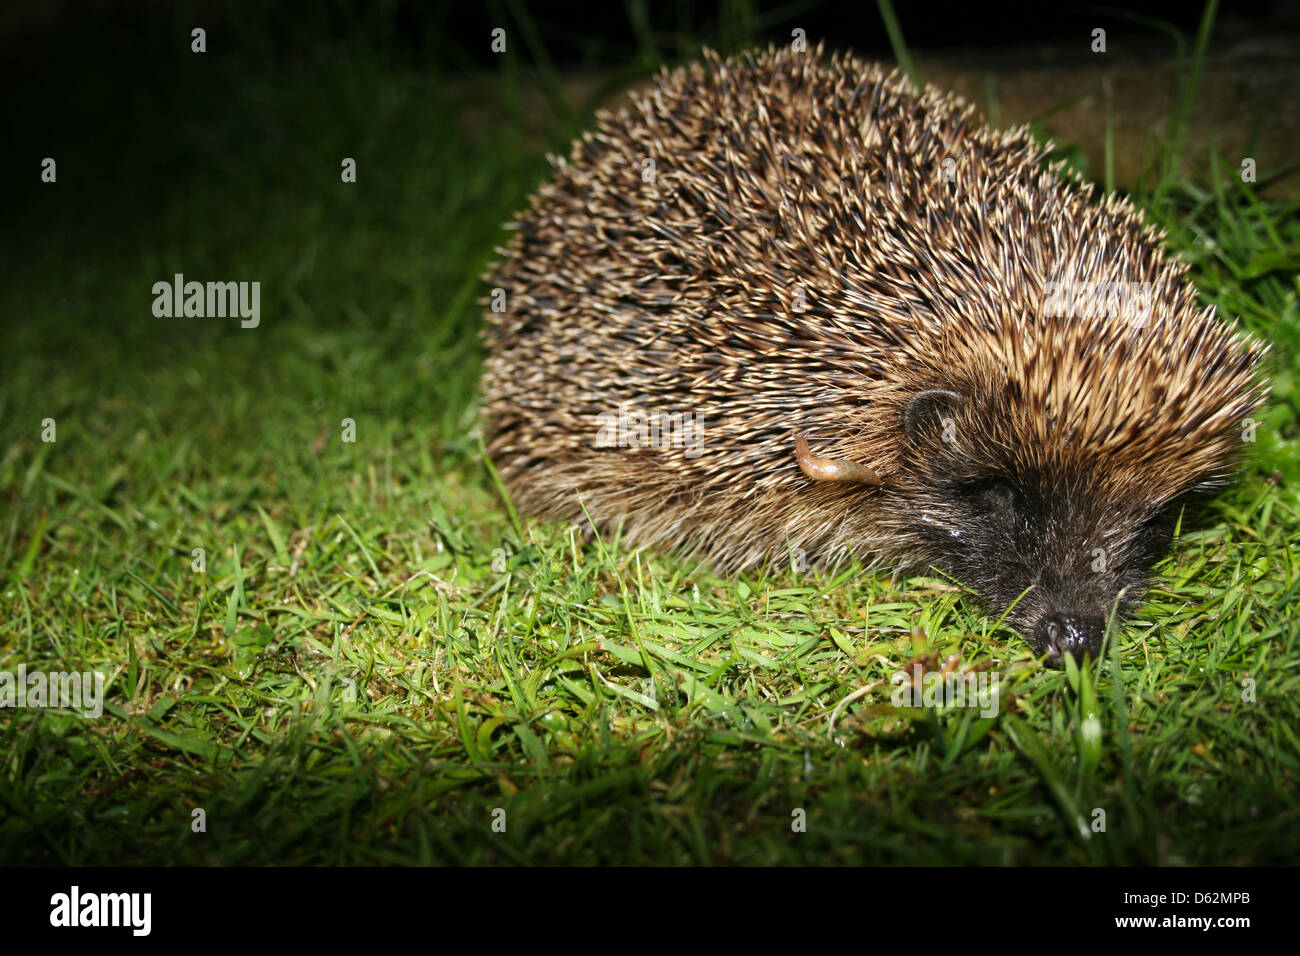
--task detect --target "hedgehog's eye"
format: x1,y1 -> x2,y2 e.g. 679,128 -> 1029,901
902,389 -> 963,443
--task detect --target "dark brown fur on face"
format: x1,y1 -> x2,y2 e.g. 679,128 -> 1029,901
482,44 -> 1268,665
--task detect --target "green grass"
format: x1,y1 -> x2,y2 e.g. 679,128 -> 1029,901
1,9 -> 1298,865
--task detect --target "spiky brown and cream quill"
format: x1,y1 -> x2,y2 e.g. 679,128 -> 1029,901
482,44 -> 1268,664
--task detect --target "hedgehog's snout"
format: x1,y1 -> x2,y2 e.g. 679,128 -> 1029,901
1035,613 -> 1104,668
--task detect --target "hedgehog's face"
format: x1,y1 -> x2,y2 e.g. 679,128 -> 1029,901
896,390 -> 1180,667
907,470 -> 1178,666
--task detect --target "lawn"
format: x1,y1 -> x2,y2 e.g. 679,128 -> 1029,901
1,4 -> 1298,865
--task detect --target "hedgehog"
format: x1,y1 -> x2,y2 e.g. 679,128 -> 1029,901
481,44 -> 1268,666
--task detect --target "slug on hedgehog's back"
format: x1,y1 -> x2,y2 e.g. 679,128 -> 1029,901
482,44 -> 1269,667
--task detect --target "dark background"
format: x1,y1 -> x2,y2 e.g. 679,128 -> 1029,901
3,1 -> 1297,264
5,0 -> 1300,68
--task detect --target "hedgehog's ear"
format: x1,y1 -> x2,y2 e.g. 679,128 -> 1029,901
902,389 -> 962,441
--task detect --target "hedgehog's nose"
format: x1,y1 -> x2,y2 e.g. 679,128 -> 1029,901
1037,613 -> 1104,667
